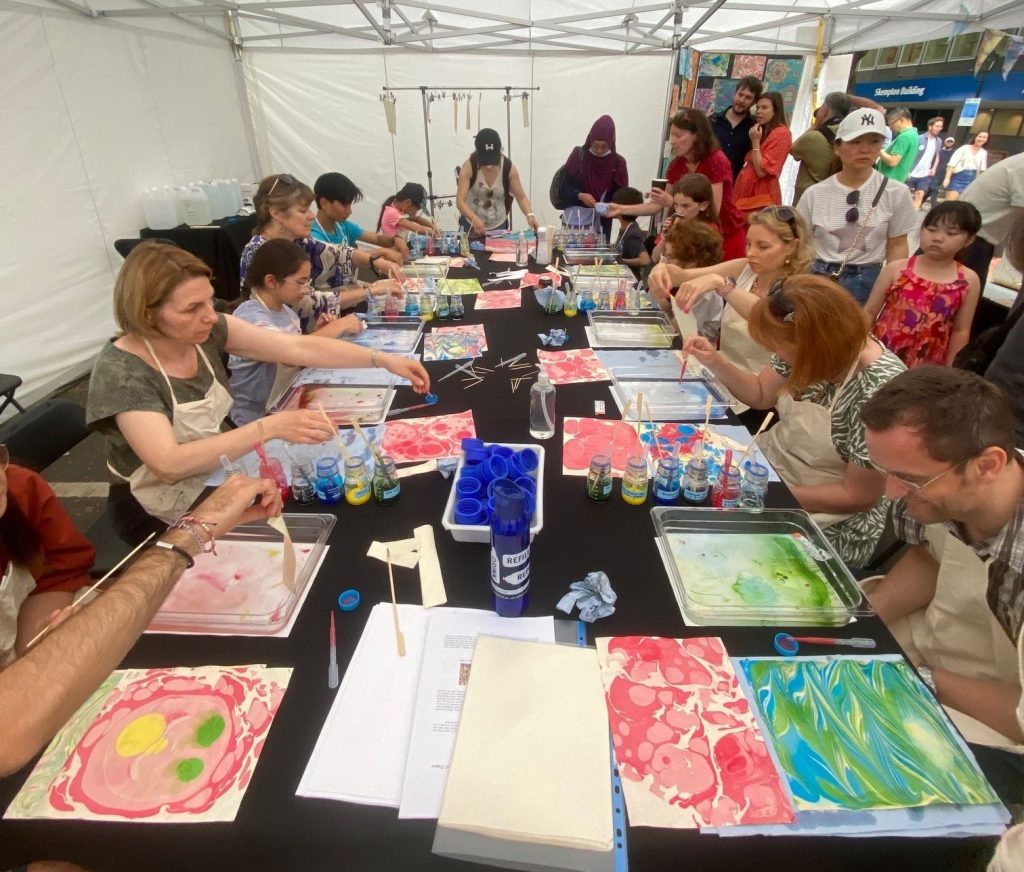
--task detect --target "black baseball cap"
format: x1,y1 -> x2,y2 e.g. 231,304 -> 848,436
396,182 -> 426,207
474,128 -> 502,166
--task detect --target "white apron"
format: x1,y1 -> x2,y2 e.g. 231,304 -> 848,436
882,530 -> 1023,748
759,359 -> 860,530
109,339 -> 234,523
716,267 -> 772,414
0,562 -> 36,667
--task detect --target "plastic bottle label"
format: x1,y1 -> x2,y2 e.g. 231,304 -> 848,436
683,486 -> 709,502
490,547 -> 531,598
622,482 -> 648,501
722,495 -> 740,508
655,485 -> 679,500
380,484 -> 400,500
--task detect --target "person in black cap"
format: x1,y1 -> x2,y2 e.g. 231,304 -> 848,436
456,128 -> 539,235
377,182 -> 440,240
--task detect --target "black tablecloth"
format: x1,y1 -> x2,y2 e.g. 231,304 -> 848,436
141,215 -> 257,301
0,251 -> 998,871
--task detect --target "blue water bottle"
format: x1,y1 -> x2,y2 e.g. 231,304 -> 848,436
490,479 -> 530,617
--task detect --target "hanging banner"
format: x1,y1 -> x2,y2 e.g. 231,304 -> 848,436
974,28 -> 1005,77
1003,35 -> 1024,81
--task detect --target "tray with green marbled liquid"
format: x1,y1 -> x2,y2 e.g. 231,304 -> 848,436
651,507 -> 868,626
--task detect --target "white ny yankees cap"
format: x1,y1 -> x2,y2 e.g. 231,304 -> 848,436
474,128 -> 503,165
835,108 -> 888,142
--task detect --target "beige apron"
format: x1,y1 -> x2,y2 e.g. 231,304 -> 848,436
716,267 -> 772,414
0,562 -> 36,666
883,530 -> 1023,748
759,359 -> 860,530
109,339 -> 234,523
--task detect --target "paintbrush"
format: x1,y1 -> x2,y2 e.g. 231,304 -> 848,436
737,411 -> 776,470
316,402 -> 352,463
351,418 -> 396,489
386,547 -> 406,657
26,532 -> 156,649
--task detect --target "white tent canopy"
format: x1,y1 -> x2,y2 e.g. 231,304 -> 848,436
1,0 -> 1016,407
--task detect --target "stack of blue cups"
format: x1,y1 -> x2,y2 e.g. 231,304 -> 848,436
453,439 -> 539,527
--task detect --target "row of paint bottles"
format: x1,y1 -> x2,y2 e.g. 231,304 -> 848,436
586,453 -> 650,505
312,456 -> 401,506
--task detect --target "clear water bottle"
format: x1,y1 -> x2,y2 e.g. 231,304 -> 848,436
490,479 -> 531,617
529,373 -> 556,440
516,231 -> 529,267
740,462 -> 770,510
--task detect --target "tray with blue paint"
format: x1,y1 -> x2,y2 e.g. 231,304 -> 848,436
651,507 -> 868,627
610,366 -> 733,420
348,317 -> 425,353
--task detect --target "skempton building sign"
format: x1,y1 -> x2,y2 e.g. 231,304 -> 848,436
855,74 -> 1024,103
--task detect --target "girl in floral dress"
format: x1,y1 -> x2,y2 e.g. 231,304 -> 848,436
864,201 -> 983,367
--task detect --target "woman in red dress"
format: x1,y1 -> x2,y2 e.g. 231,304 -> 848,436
734,92 -> 792,214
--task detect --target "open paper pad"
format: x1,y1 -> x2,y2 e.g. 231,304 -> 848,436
434,636 -> 614,872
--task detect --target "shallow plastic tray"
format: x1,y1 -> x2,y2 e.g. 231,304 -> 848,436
270,379 -> 395,425
651,507 -> 868,627
441,442 -> 546,543
587,310 -> 675,348
349,317 -> 425,353
149,514 -> 335,634
402,260 -> 450,278
562,247 -> 619,264
571,263 -> 635,280
611,368 -> 733,420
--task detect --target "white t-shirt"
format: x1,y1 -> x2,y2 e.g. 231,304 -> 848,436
910,134 -> 938,179
962,153 -> 1024,246
949,144 -> 989,175
796,170 -> 918,265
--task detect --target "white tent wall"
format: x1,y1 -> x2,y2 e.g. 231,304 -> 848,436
244,49 -> 673,234
0,3 -> 253,410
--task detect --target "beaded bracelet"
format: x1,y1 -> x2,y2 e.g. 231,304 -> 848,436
170,514 -> 218,555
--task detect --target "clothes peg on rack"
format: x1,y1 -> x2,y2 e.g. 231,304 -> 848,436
380,90 -> 397,135
465,92 -> 471,129
521,92 -> 529,128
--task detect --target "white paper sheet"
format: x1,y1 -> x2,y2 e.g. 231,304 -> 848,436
398,610 -> 555,819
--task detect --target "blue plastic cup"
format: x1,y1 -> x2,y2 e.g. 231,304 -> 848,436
456,477 -> 482,498
454,498 -> 487,526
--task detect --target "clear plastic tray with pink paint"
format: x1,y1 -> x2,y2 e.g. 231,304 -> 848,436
148,514 -> 335,634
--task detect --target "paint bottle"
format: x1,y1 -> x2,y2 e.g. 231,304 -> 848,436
450,293 -> 465,320
542,278 -> 559,316
372,455 -> 401,504
682,453 -> 711,505
459,232 -> 470,256
384,293 -> 400,320
563,290 -> 578,318
586,454 -> 613,502
579,288 -> 596,312
621,455 -> 649,505
740,462 -> 770,510
259,456 -> 290,503
490,479 -> 530,617
290,460 -> 317,505
711,466 -> 741,508
653,457 -> 681,505
365,294 -> 381,323
419,293 -> 435,321
344,457 -> 372,506
315,457 -> 344,505
436,293 -> 451,320
405,292 -> 421,318
613,281 -> 627,311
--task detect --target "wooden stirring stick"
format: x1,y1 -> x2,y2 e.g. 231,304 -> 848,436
267,515 -> 297,593
386,547 -> 406,657
26,532 -> 156,650
699,395 -> 713,460
316,402 -> 351,463
737,411 -> 776,470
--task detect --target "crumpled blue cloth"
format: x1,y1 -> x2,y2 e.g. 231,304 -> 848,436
556,571 -> 617,622
469,241 -> 486,251
532,287 -> 565,313
465,255 -> 479,270
437,457 -> 459,479
538,329 -> 569,347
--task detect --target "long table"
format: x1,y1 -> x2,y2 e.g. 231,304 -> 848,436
0,251 -> 999,871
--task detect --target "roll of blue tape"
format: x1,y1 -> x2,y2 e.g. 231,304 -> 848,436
338,589 -> 361,611
454,497 -> 487,526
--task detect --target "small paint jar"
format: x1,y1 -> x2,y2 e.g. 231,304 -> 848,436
259,456 -> 290,503
653,457 -> 681,505
563,292 -> 578,318
344,457 -> 372,506
621,455 -> 649,506
372,455 -> 401,505
450,294 -> 465,320
436,293 -> 451,320
740,462 -> 770,510
290,460 -> 317,504
711,466 -> 741,509
419,293 -> 435,322
315,457 -> 344,505
682,456 -> 710,505
586,454 -> 612,502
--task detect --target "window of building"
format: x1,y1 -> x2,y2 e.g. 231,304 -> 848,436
899,43 -> 925,66
971,110 -> 993,136
990,110 -> 1024,137
876,46 -> 900,68
921,38 -> 950,64
950,31 -> 984,61
857,48 -> 878,71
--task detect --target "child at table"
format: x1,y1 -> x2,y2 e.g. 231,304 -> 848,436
611,187 -> 651,279
652,173 -> 720,265
228,239 -> 363,426
377,183 -> 441,241
662,219 -> 724,343
864,201 -> 982,367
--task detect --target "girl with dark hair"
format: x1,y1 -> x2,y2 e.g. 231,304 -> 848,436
865,201 -> 983,367
607,109 -> 745,260
228,239 -> 365,426
0,445 -> 94,665
734,91 -> 792,213
652,174 -> 719,264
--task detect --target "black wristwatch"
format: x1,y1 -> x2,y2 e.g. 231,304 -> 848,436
369,254 -> 383,277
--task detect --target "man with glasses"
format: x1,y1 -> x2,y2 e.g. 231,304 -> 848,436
860,367 -> 1024,763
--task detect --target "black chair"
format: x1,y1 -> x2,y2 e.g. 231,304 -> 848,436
114,237 -> 178,258
0,399 -> 88,471
0,373 -> 25,416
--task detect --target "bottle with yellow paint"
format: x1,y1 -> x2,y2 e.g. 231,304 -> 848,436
621,455 -> 649,505
344,457 -> 372,506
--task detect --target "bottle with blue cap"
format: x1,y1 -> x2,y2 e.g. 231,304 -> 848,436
490,479 -> 531,618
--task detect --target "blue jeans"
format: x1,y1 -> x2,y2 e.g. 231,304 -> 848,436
812,259 -> 882,305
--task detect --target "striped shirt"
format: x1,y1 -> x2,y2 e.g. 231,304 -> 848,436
796,170 -> 917,265
891,479 -> 1024,642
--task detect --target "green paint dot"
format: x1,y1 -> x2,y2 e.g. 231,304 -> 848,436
176,757 -> 204,782
195,715 -> 225,748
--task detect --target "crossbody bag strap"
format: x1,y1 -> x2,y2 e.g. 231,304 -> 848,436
831,176 -> 888,280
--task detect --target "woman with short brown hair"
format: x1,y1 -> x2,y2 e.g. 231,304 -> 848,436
684,274 -> 907,567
